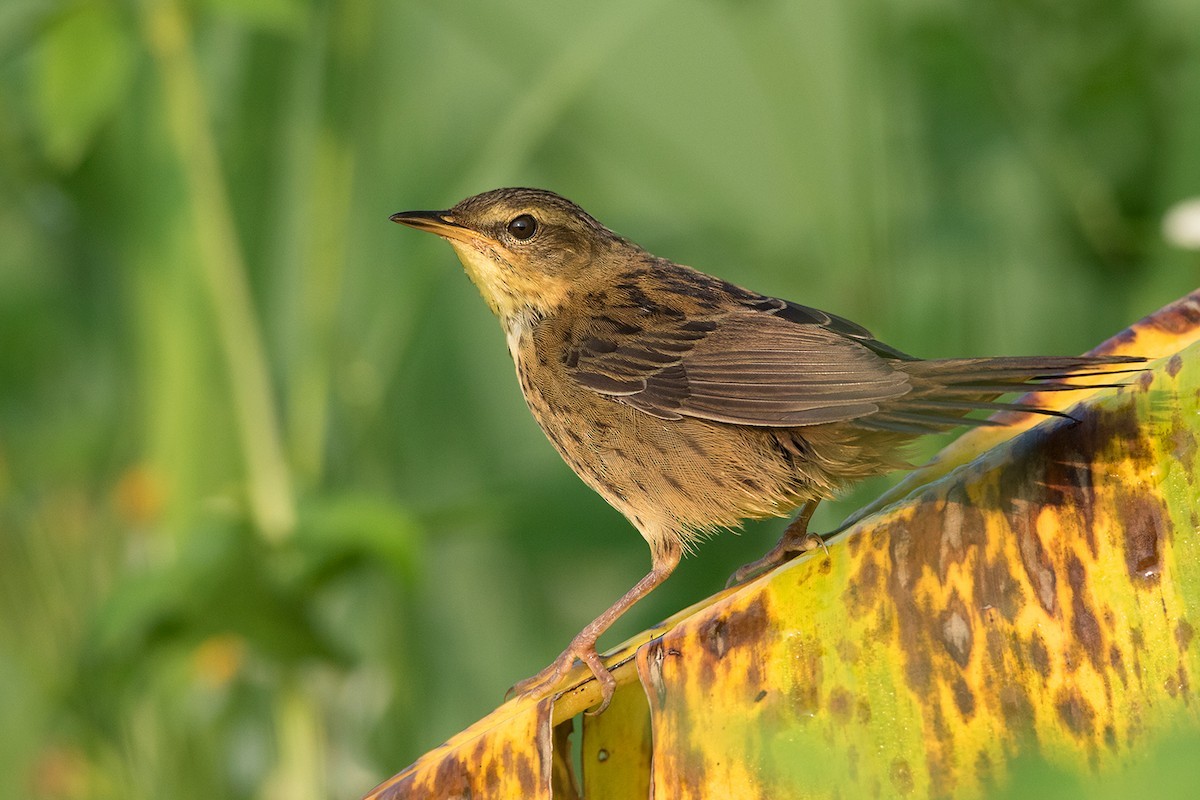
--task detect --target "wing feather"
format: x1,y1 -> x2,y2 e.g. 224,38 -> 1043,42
567,312 -> 912,427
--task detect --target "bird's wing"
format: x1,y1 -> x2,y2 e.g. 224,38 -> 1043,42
564,310 -> 913,427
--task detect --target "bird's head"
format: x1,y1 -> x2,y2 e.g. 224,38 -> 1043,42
391,188 -> 633,321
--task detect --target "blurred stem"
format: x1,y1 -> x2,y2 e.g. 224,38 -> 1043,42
288,132 -> 355,486
277,0 -> 362,488
138,0 -> 296,540
263,681 -> 326,800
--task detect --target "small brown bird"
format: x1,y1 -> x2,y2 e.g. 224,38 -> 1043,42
391,187 -> 1140,712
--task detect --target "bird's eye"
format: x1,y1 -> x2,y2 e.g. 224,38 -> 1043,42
506,214 -> 538,240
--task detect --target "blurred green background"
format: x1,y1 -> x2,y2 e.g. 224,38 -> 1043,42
1,0 -> 1198,797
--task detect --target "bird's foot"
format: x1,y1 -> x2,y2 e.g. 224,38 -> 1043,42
727,500 -> 826,587
506,632 -> 616,715
726,530 -> 828,588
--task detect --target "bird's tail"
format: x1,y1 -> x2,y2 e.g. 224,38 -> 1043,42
854,355 -> 1146,435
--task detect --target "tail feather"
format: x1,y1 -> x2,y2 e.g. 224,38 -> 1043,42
923,379 -> 1131,394
911,355 -> 1143,381
855,411 -> 1012,435
901,398 -> 1079,418
863,354 -> 1146,432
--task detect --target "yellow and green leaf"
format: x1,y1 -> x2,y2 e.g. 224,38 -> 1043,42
367,289 -> 1200,799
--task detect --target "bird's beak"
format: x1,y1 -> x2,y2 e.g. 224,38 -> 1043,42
389,210 -> 477,245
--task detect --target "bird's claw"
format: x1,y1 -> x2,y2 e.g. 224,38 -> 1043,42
727,531 -> 829,588
505,637 -> 617,715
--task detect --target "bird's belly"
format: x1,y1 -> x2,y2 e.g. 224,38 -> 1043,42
515,358 -> 818,544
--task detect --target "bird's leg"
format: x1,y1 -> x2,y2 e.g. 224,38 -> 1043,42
727,499 -> 825,587
509,541 -> 682,715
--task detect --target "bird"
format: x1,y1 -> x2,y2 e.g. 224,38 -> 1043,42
390,187 -> 1141,713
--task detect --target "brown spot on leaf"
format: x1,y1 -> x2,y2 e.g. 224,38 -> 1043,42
1170,420 -> 1197,478
1067,555 -> 1104,668
976,750 -> 994,790
1148,294 -> 1200,335
1055,688 -> 1096,737
787,634 -> 825,715
1030,632 -> 1051,678
844,553 -> 881,619
887,513 -> 940,697
926,733 -> 954,799
903,647 -> 934,696
515,744 -> 538,792
1177,620 -> 1195,653
1118,494 -> 1167,582
1110,327 -> 1138,346
938,487 -> 986,577
1035,415 -> 1101,553
857,697 -> 872,724
925,701 -> 951,751
999,684 -> 1035,731
484,746 -> 500,787
939,593 -> 974,668
1011,500 -> 1058,615
952,676 -> 976,718
427,743 -> 482,800
977,553 -> 1025,621
1167,353 -> 1184,377
985,628 -> 1007,668
1163,666 -> 1190,700
698,595 -> 769,661
828,687 -> 853,723
1130,628 -> 1145,685
890,759 -> 914,796
1109,644 -> 1126,685
889,525 -> 916,592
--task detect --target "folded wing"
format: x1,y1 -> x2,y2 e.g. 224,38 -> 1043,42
567,312 -> 913,426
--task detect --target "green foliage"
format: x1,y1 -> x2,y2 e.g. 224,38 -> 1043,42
33,3 -> 137,169
0,0 -> 1197,798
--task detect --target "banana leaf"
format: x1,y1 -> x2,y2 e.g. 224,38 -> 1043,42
365,288 -> 1200,799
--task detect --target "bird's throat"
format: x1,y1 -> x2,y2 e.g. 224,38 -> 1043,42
449,240 -> 569,322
